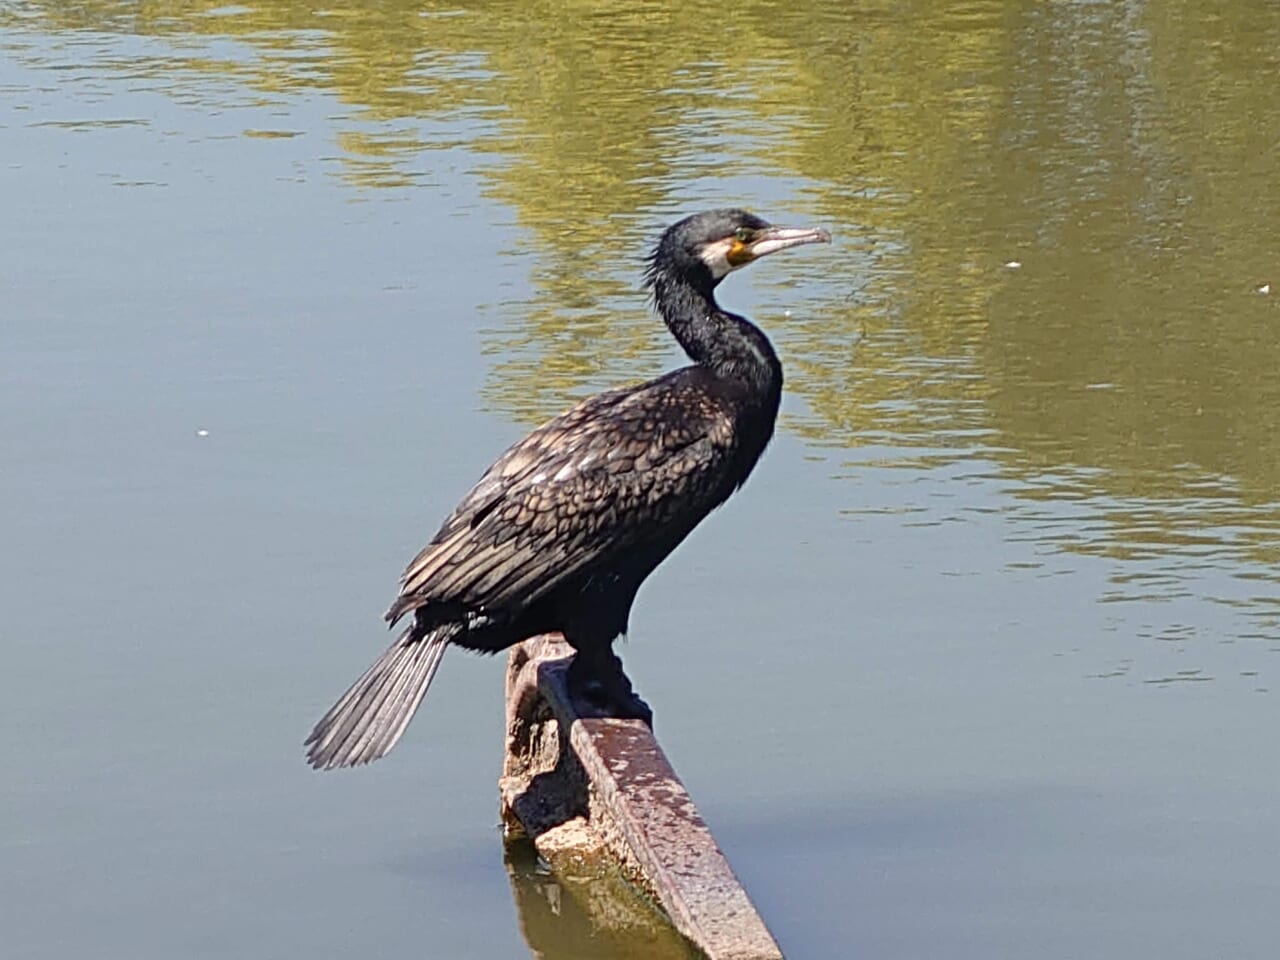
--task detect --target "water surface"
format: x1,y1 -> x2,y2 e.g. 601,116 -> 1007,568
2,2 -> 1278,958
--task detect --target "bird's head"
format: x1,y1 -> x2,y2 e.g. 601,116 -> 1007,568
645,208 -> 831,294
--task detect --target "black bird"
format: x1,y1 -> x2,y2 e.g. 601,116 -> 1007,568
306,209 -> 830,769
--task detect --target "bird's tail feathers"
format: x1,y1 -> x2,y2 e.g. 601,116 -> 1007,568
305,623 -> 455,770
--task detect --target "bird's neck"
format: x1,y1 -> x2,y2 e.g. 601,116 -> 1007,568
653,274 -> 783,403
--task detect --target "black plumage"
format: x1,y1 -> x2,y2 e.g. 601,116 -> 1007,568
306,209 -> 830,769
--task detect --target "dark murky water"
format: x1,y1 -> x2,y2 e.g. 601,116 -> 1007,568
2,2 -> 1278,958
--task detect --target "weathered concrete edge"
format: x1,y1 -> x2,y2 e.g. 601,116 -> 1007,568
503,634 -> 785,960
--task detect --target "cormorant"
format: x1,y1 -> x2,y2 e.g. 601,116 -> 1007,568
306,208 -> 830,770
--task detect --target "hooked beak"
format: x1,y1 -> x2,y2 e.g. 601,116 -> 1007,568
730,225 -> 832,266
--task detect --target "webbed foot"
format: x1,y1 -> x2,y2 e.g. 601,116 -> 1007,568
566,651 -> 653,728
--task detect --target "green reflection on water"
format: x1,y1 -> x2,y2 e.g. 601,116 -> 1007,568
8,1 -> 1278,604
504,839 -> 703,960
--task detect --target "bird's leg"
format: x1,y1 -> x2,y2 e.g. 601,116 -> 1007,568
565,644 -> 653,728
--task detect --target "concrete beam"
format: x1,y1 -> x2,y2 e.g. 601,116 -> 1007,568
500,634 -> 785,960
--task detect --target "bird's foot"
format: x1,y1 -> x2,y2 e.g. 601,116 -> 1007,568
594,684 -> 652,728
566,653 -> 653,728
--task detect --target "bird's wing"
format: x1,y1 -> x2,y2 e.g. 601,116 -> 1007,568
386,379 -> 737,624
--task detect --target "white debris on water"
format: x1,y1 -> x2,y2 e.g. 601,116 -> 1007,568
1004,260 -> 1022,270
196,429 -> 210,437
1257,283 -> 1271,295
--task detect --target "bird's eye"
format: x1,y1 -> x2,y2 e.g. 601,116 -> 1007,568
734,227 -> 753,243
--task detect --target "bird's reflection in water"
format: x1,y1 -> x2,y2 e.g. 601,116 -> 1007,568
504,838 -> 703,960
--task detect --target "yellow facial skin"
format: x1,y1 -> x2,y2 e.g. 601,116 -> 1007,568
726,238 -> 755,266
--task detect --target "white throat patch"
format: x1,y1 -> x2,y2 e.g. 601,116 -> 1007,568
696,237 -> 740,281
